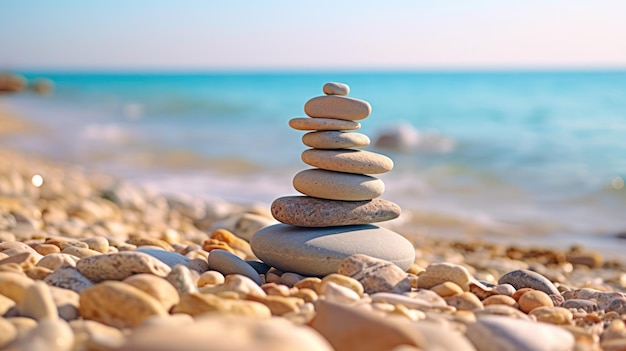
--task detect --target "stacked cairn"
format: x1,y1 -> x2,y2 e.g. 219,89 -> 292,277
250,82 -> 415,276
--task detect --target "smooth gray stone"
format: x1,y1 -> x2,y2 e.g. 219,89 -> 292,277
497,269 -> 560,295
135,248 -> 191,268
207,250 -> 262,285
246,260 -> 271,275
465,315 -> 574,351
250,224 -> 415,277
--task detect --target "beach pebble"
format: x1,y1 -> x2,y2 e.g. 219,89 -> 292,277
123,274 -> 180,311
251,224 -> 415,276
34,243 -> 61,255
61,246 -> 101,258
211,213 -> 275,242
475,304 -> 532,320
302,148 -> 393,174
81,237 -> 109,253
323,82 -> 350,96
371,291 -> 448,310
607,297 -> 626,314
482,294 -> 517,307
209,229 -> 255,259
465,315 -> 575,351
289,117 -> 361,131
207,249 -> 261,285
529,306 -> 573,325
0,271 -> 34,303
279,272 -> 306,287
293,169 -> 384,201
302,131 -> 370,149
127,237 -> 173,251
245,260 -> 271,275
166,264 -> 197,295
119,314 -> 332,351
79,281 -> 168,328
44,267 -> 93,293
271,196 -> 400,227
246,294 -> 304,315
431,281 -> 464,297
0,251 -> 38,269
9,318 -> 74,351
200,274 -> 266,298
561,298 -> 598,312
338,254 -> 411,294
135,248 -> 191,268
197,270 -> 225,287
498,269 -> 560,295
304,95 -> 372,120
50,286 -> 80,321
321,273 -> 364,296
295,277 -> 322,291
319,281 -> 361,304
418,262 -> 473,291
0,317 -> 17,348
37,253 -> 79,270
172,292 -> 271,318
311,300 -> 424,351
76,251 -> 171,282
18,280 -> 58,320
518,290 -> 554,313
186,257 -> 209,274
445,292 -> 484,311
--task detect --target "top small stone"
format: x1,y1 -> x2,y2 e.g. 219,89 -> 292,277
323,82 -> 350,96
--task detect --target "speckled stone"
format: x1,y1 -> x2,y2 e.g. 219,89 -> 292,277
302,131 -> 370,149
208,249 -> 261,285
417,263 -> 473,291
301,149 -> 393,174
338,254 -> 411,294
289,117 -> 361,131
251,224 -> 415,277
561,298 -> 598,312
44,267 -> 93,293
293,169 -> 384,201
76,251 -> 171,282
323,82 -> 350,96
304,95 -> 372,121
271,196 -> 400,227
497,269 -> 560,295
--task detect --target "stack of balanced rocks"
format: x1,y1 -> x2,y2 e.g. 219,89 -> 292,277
250,82 -> 415,276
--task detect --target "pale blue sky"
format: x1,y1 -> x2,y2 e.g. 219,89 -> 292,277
1,1 -> 625,70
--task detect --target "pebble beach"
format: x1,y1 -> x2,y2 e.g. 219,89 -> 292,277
1,81 -> 626,351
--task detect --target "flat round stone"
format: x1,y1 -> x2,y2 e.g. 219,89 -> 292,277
302,131 -> 370,149
304,96 -> 372,121
271,196 -> 401,227
293,169 -> 384,201
289,118 -> 361,131
250,224 -> 415,276
301,149 -> 393,174
323,82 -> 350,96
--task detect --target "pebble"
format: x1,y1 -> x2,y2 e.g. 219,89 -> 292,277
200,274 -> 266,298
607,297 -> 626,314
245,260 -> 271,275
518,290 -> 554,313
431,281 -> 464,297
252,225 -> 415,276
319,281 -> 361,304
529,306 -> 573,325
0,271 -> 34,303
18,281 -> 58,320
123,274 -> 180,311
302,131 -> 370,149
69,320 -> 125,351
37,253 -> 79,270
482,294 -> 517,307
81,237 -> 109,253
197,270 -> 225,287
561,298 -> 598,312
278,272 -> 306,287
475,304 -> 532,320
445,291 -> 484,310
43,267 -> 93,293
338,254 -> 411,294
293,169 -> 384,201
288,117 -> 361,131
135,248 -> 191,268
76,251 -> 171,282
50,286 -> 80,320
323,82 -> 350,96
246,294 -> 304,315
304,95 -> 372,121
0,293 -> 15,315
172,292 -> 271,318
211,213 -> 275,242
79,281 -> 168,328
370,291 -> 448,310
498,269 -> 560,295
418,262 -> 473,291
301,149 -> 393,174
466,315 -> 575,351
207,249 -> 261,285
321,273 -> 364,296
271,196 -> 400,227
119,315 -> 332,351
209,229 -> 255,259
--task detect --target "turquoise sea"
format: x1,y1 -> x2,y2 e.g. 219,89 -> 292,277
3,71 -> 626,254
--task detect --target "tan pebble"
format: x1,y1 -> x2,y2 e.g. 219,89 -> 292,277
338,254 -> 411,294
123,274 -> 180,311
323,82 -> 350,96
166,264 -> 198,295
293,169 -> 384,201
61,246 -> 101,258
407,263 -> 425,275
201,239 -> 237,255
302,130 -> 369,149
493,284 -> 516,296
10,318 -> 74,351
173,292 -> 271,318
289,117 -> 361,131
200,274 -> 266,298
518,290 -> 554,313
482,295 -> 517,307
246,294 -> 304,316
185,249 -> 209,261
18,280 -> 58,320
127,237 -> 173,251
80,237 -> 109,253
0,251 -> 38,270
431,281 -> 464,297
0,317 -> 17,348
529,306 -> 573,325
262,282 -> 291,297
294,277 -> 322,291
321,273 -> 364,297
512,287 -> 535,301
197,270 -> 225,287
266,272 -> 281,284
475,304 -> 532,320
0,252 -> 8,260
319,281 -> 361,304
291,288 -> 318,303
304,95 -> 371,121
0,293 -> 16,315
24,267 -> 52,280
6,316 -> 38,338
0,271 -> 34,303
69,319 -> 125,351
389,304 -> 424,322
37,253 -> 78,270
278,272 -> 306,287
50,286 -> 80,321
302,149 -> 394,174
34,243 -> 61,255
445,292 -> 484,311
418,262 -> 472,291
58,240 -> 89,250
75,251 -> 172,282
79,281 -> 168,328
210,229 -> 254,259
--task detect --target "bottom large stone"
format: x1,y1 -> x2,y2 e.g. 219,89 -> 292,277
250,224 -> 415,276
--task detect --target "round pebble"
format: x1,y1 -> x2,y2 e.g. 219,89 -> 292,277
207,249 -> 261,285
323,82 -> 350,96
302,131 -> 370,149
293,169 -> 384,201
304,95 -> 372,121
301,149 -> 393,174
518,290 -> 554,313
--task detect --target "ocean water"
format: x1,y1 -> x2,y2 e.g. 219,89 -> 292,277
4,71 -> 626,253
